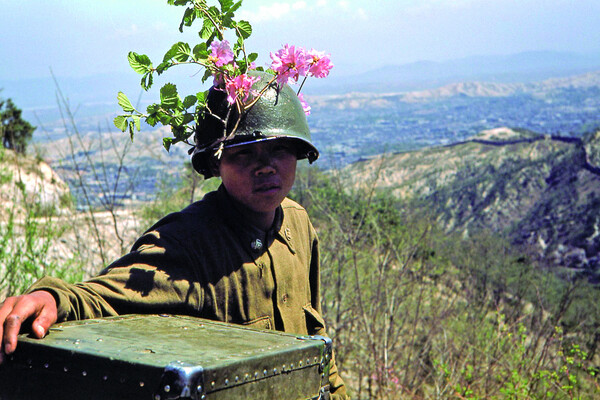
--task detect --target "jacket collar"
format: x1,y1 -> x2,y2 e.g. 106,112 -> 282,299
214,184 -> 295,257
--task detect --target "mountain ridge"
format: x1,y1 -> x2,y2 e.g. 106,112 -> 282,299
341,127 -> 600,282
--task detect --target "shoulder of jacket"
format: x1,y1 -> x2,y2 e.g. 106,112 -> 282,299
281,197 -> 308,213
143,192 -> 218,236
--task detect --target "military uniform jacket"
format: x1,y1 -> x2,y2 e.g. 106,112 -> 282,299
28,185 -> 349,399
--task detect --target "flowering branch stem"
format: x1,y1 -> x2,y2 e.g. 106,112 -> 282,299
234,26 -> 250,72
228,98 -> 244,136
297,75 -> 309,96
195,2 -> 224,40
243,75 -> 278,111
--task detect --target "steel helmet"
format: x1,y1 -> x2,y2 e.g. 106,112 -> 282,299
191,72 -> 319,177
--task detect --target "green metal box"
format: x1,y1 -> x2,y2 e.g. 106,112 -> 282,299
0,314 -> 331,399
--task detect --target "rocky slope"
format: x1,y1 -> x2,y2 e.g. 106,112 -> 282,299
342,127 -> 600,282
0,148 -> 70,219
0,148 -> 144,283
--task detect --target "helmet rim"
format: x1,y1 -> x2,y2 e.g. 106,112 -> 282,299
191,71 -> 319,178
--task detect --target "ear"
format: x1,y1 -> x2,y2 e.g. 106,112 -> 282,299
208,155 -> 221,177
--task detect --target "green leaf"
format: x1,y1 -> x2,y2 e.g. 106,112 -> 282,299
219,0 -> 234,12
237,20 -> 252,39
128,120 -> 136,140
159,113 -> 173,125
199,18 -> 214,40
128,52 -> 153,75
201,69 -> 213,83
114,115 -> 128,132
196,90 -> 208,105
182,113 -> 195,125
141,73 -> 154,90
163,137 -> 174,152
179,7 -> 196,32
236,59 -> 250,73
183,95 -> 197,109
156,61 -> 171,75
192,43 -> 208,61
235,36 -> 244,53
222,13 -> 234,28
172,114 -> 185,126
174,42 -> 191,62
207,5 -> 220,20
229,0 -> 242,14
160,83 -> 179,109
146,113 -> 158,127
117,92 -> 134,112
248,52 -> 258,63
162,43 -> 180,62
132,115 -> 141,132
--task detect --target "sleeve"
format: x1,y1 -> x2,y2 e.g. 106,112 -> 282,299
307,225 -> 351,400
25,229 -> 204,322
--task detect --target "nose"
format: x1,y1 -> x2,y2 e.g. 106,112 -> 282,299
254,150 -> 276,176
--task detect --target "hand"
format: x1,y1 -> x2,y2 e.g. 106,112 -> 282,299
0,291 -> 57,364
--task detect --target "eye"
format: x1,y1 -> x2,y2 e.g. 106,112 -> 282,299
228,147 -> 253,158
272,143 -> 294,155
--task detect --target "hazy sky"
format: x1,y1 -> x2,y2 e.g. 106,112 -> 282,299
1,0 -> 600,81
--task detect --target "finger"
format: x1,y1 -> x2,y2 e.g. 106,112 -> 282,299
3,295 -> 46,354
0,297 -> 20,355
3,314 -> 25,355
31,295 -> 58,339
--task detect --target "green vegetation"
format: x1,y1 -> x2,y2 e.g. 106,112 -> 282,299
137,161 -> 220,226
0,97 -> 35,154
291,166 -> 599,399
0,152 -> 84,296
2,148 -> 598,398
344,128 -> 600,283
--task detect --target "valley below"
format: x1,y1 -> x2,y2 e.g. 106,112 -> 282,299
9,68 -> 600,285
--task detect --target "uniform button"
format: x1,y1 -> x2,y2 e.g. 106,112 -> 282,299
282,294 -> 289,303
251,239 -> 263,251
284,228 -> 292,241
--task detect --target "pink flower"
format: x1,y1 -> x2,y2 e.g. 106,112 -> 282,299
270,44 -> 308,84
225,74 -> 260,104
209,39 -> 234,67
298,93 -> 311,116
306,49 -> 333,78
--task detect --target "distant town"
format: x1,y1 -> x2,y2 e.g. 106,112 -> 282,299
33,71 -> 600,208
310,85 -> 600,167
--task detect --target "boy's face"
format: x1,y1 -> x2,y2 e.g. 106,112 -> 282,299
217,139 -> 298,221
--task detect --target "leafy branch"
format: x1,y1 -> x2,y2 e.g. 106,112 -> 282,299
114,0 -> 332,154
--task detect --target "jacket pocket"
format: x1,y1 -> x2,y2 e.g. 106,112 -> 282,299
303,304 -> 326,336
243,315 -> 272,330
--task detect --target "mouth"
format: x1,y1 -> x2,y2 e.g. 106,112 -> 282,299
254,181 -> 281,193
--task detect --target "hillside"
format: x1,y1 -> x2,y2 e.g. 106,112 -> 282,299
342,127 -> 600,282
0,148 -> 70,219
0,148 -> 144,292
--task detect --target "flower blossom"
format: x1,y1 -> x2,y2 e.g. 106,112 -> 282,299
225,74 -> 260,105
298,93 -> 311,116
209,39 -> 234,67
306,49 -> 333,78
270,44 -> 308,84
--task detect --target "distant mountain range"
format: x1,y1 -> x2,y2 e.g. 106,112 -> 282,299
308,70 -> 600,108
312,50 -> 600,94
341,127 -> 600,283
2,50 -> 600,117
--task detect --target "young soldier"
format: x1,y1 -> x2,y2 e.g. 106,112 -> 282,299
0,76 -> 350,399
